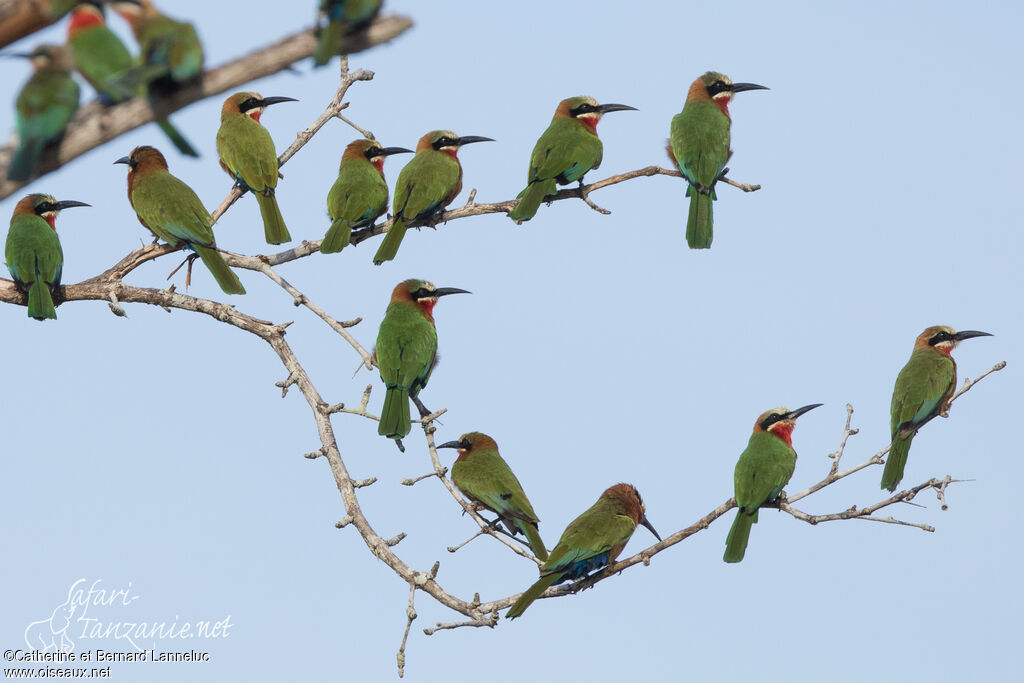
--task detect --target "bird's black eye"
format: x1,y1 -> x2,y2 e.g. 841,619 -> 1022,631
760,413 -> 783,430
412,288 -> 434,300
239,97 -> 261,113
707,80 -> 730,97
365,147 -> 382,159
460,439 -> 471,449
570,103 -> 596,117
432,137 -> 454,149
35,202 -> 55,215
928,331 -> 953,345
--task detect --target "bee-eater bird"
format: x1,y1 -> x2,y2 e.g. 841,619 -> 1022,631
506,483 -> 660,619
66,0 -> 197,156
669,71 -> 767,249
216,91 -> 297,245
375,279 -> 469,440
321,139 -> 412,254
724,404 -> 820,563
115,146 -> 244,295
437,432 -> 548,560
5,194 -> 89,320
508,96 -> 635,224
108,0 -> 203,97
313,0 -> 381,67
7,45 -> 80,182
882,326 -> 992,492
373,130 -> 493,265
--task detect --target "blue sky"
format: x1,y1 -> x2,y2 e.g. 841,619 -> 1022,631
2,1 -> 1021,680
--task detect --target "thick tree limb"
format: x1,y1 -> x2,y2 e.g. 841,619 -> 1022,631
0,14 -> 412,199
0,0 -> 67,49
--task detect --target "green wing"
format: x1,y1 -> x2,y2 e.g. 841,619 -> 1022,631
217,115 -> 279,192
328,160 -> 389,226
527,117 -> 603,184
734,431 -> 796,512
393,150 -> 460,220
6,215 -> 62,287
375,302 -> 437,393
451,450 -> 539,524
891,349 -> 955,436
670,100 -> 730,190
542,498 -> 634,574
69,25 -> 136,99
131,171 -> 215,246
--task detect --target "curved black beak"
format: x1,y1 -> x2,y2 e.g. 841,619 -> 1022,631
1,52 -> 32,60
258,96 -> 298,108
954,330 -> 992,341
596,103 -> 637,114
729,82 -> 769,93
783,404 -> 823,421
640,517 -> 662,542
378,146 -> 414,157
436,440 -> 461,450
454,136 -> 494,147
433,287 -> 471,297
113,156 -> 130,165
54,200 -> 91,211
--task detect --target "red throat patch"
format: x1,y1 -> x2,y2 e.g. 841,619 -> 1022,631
714,98 -> 732,119
249,111 -> 263,123
371,157 -> 386,174
577,115 -> 599,133
416,299 -> 437,321
768,422 -> 794,447
69,9 -> 104,33
44,214 -> 57,230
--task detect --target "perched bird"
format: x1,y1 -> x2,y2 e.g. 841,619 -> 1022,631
506,483 -> 660,619
373,130 -> 493,265
724,404 -> 820,563
66,0 -> 197,156
7,45 -> 80,182
216,91 -> 297,245
321,139 -> 411,254
508,96 -> 635,223
375,279 -> 468,440
115,146 -> 244,294
5,193 -> 89,320
438,432 -> 548,560
108,0 -> 203,97
883,326 -> 992,492
669,71 -> 767,249
313,0 -> 381,67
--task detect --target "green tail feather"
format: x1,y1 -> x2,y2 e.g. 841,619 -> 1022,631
155,118 -> 199,158
320,218 -> 352,254
378,386 -> 410,439
27,279 -> 56,320
194,244 -> 245,295
508,179 -> 556,223
723,509 -> 757,563
685,188 -> 713,249
255,191 -> 291,245
373,217 -> 406,265
881,435 -> 913,492
8,137 -> 45,182
506,572 -> 560,619
515,520 -> 548,562
313,20 -> 345,66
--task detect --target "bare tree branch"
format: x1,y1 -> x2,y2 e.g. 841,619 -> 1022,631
0,14 -> 412,198
0,0 -> 65,49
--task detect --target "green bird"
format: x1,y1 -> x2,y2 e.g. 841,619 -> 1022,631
375,279 -> 468,440
669,71 -> 767,249
882,326 -> 992,492
437,432 -> 548,560
217,91 -> 297,245
66,0 -> 197,157
108,0 -> 204,97
724,404 -> 820,563
506,483 -> 660,619
373,130 -> 493,265
508,96 -> 635,224
7,45 -> 80,182
313,0 -> 382,67
321,138 -> 411,254
115,145 -> 244,295
5,193 -> 89,320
